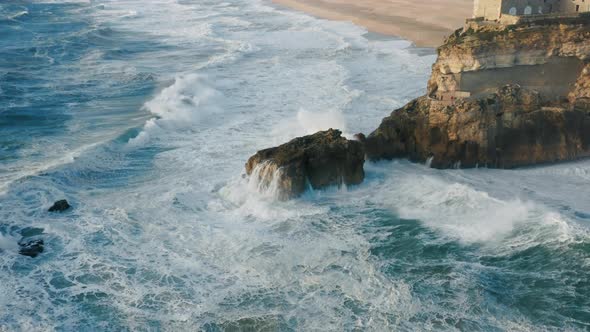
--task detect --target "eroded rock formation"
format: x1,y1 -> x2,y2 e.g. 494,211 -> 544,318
246,16 -> 590,199
366,15 -> 590,169
245,129 -> 364,200
429,16 -> 590,99
365,85 -> 590,168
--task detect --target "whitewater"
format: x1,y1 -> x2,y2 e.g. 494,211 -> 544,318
0,0 -> 589,330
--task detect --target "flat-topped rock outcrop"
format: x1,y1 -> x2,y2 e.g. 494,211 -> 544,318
245,129 -> 364,200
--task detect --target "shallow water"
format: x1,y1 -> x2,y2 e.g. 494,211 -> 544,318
1,1 -> 589,330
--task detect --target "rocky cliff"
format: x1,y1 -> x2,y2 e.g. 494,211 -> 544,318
428,15 -> 590,100
246,15 -> 590,199
366,15 -> 590,168
365,85 -> 590,168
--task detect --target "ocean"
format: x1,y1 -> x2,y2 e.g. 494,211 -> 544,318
0,0 -> 589,330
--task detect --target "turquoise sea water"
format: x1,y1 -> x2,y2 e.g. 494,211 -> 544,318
1,1 -> 589,330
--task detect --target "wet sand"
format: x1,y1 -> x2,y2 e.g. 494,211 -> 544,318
272,0 -> 473,47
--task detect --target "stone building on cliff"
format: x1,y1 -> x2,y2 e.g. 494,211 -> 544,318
474,0 -> 590,20
431,1 -> 590,106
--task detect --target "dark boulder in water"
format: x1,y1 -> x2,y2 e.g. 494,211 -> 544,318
212,316 -> 292,331
245,129 -> 365,200
48,199 -> 71,212
18,239 -> 44,258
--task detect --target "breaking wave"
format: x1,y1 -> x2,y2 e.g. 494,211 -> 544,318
1,0 -> 588,330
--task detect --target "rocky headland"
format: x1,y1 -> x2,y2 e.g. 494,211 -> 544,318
365,85 -> 590,168
366,14 -> 590,168
247,14 -> 590,198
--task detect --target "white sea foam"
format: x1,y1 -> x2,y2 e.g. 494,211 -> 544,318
202,38 -> 256,69
144,74 -> 221,126
0,140 -> 105,196
0,234 -> 18,252
31,0 -> 89,3
271,108 -> 348,143
7,9 -> 28,20
128,74 -> 222,147
119,10 -> 138,19
364,161 -> 588,245
3,0 -> 589,330
395,178 -> 534,243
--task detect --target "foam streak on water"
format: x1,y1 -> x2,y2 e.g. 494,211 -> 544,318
1,0 -> 589,330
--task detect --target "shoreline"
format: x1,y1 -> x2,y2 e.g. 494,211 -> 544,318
271,0 -> 473,47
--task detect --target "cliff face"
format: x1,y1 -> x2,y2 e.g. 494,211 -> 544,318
428,16 -> 590,99
245,16 -> 590,200
366,86 -> 590,168
366,16 -> 590,168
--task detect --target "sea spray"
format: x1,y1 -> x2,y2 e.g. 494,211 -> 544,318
246,161 -> 284,200
425,156 -> 434,168
128,74 -> 223,147
271,108 -> 348,144
1,0 -> 589,330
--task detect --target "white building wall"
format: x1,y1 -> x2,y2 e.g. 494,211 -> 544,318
561,0 -> 590,13
474,0 -> 502,19
474,0 -> 590,20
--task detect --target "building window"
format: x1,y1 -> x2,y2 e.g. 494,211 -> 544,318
509,7 -> 517,15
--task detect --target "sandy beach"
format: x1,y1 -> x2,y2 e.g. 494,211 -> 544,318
272,0 -> 473,47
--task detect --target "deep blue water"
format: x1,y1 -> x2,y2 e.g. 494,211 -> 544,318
1,1 -> 589,331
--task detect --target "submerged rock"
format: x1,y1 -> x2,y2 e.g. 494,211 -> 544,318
208,316 -> 291,332
365,85 -> 590,168
20,227 -> 44,238
245,129 -> 364,200
18,239 -> 44,258
48,199 -> 71,212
